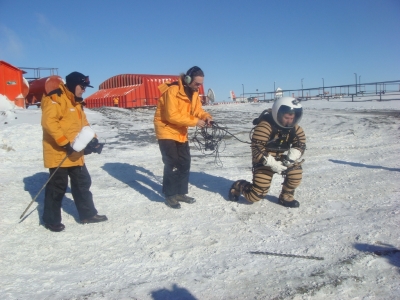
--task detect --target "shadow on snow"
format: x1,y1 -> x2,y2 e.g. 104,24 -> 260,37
190,171 -> 279,206
21,172 -> 80,224
151,283 -> 197,300
354,242 -> 400,273
101,162 -> 164,202
100,165 -> 242,204
329,159 -> 400,172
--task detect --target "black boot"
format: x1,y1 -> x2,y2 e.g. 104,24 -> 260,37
165,195 -> 181,209
278,190 -> 300,208
81,214 -> 108,224
228,180 -> 249,201
176,194 -> 196,204
279,197 -> 300,208
45,223 -> 65,232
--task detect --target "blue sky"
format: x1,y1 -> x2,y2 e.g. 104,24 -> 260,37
1,0 -> 399,101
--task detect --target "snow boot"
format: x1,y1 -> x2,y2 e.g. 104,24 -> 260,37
228,180 -> 249,201
45,223 -> 65,232
176,194 -> 196,204
278,190 -> 300,208
81,214 -> 108,224
165,195 -> 181,209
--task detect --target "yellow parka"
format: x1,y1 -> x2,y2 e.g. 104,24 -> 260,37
41,84 -> 90,168
153,78 -> 211,142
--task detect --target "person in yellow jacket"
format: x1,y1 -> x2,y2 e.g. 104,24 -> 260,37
41,71 -> 107,232
113,97 -> 119,107
154,66 -> 212,209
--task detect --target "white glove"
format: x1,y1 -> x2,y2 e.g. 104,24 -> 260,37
72,126 -> 96,152
263,155 -> 287,174
287,148 -> 302,161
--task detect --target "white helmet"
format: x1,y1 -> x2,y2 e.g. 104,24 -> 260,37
272,97 -> 303,129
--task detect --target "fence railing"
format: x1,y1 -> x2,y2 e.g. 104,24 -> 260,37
245,80 -> 400,101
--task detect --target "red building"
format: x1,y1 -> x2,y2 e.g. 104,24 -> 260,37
0,61 -> 29,108
84,74 -> 206,109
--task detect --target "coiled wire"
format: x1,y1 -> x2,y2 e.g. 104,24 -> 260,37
191,121 -> 251,167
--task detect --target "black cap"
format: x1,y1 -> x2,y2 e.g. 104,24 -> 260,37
65,71 -> 93,92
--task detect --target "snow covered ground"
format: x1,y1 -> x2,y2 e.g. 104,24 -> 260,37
1,93 -> 399,299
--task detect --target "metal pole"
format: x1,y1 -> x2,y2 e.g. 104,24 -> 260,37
301,78 -> 304,98
354,73 -> 357,95
20,154 -> 69,219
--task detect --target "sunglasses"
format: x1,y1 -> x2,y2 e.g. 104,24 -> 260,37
79,85 -> 86,91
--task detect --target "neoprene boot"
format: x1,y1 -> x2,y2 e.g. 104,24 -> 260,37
278,189 -> 300,208
228,180 -> 250,201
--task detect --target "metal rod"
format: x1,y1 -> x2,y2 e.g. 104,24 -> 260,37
250,251 -> 324,260
20,154 -> 68,219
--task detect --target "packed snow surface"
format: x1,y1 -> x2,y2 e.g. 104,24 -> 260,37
0,94 -> 399,299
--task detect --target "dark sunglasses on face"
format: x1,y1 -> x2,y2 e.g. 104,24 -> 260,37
79,85 -> 86,90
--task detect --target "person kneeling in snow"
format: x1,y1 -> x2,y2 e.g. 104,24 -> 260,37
41,71 -> 107,232
228,97 -> 306,208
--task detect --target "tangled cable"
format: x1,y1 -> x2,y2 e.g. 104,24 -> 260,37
191,121 -> 251,167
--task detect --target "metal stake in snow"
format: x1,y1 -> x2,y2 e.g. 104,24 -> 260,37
20,154 -> 68,219
250,251 -> 324,260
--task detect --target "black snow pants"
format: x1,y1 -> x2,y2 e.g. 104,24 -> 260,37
42,164 -> 98,224
158,140 -> 191,198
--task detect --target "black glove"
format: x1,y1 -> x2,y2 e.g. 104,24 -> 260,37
90,138 -> 99,147
84,138 -> 104,155
62,142 -> 74,156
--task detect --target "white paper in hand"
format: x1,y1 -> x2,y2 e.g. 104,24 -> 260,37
72,126 -> 95,152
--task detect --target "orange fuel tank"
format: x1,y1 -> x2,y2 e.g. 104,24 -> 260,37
22,77 -> 29,98
26,75 -> 63,106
